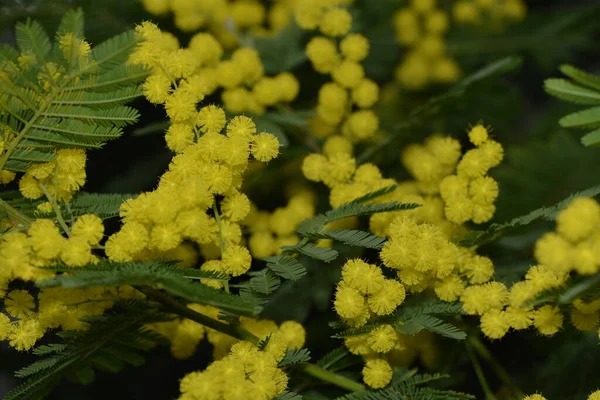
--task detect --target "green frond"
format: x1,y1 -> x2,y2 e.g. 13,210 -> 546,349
85,30 -> 138,74
6,303 -> 166,400
65,64 -> 149,93
394,372 -> 451,387
559,106 -> 600,129
581,128 -> 600,146
544,78 -> 600,105
30,118 -> 123,148
56,8 -> 85,39
275,391 -> 304,400
15,19 -> 52,62
307,229 -> 386,249
41,105 -> 139,127
10,148 -> 55,164
32,344 -> 68,357
288,243 -> 339,263
39,260 -> 254,316
0,44 -> 19,61
265,254 -> 307,280
68,192 -> 135,219
459,183 -> 600,248
324,201 -> 420,223
248,268 -> 281,294
396,314 -> 466,340
51,86 -> 143,109
279,348 -> 311,367
559,65 -> 600,91
352,185 -> 399,204
316,346 -> 351,370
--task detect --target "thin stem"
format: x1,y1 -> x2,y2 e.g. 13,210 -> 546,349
466,342 -> 497,400
38,183 -> 71,237
138,285 -> 366,393
0,198 -> 33,227
470,336 -> 524,398
137,286 -> 258,343
299,363 -> 365,392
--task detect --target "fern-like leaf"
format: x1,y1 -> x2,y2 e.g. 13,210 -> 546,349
559,106 -> 600,129
396,314 -> 466,340
306,229 -> 386,249
265,254 -> 307,281
324,201 -> 420,223
249,268 -> 281,295
544,78 -> 600,105
559,65 -> 600,91
279,348 -> 311,367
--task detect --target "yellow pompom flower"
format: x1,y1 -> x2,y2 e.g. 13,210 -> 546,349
19,174 -> 43,199
453,1 -> 480,24
221,192 -> 251,222
532,305 -> 563,336
165,89 -> 198,122
71,214 -> 104,245
425,10 -> 449,34
324,153 -> 356,187
274,72 -> 300,103
362,358 -> 392,389
367,324 -> 397,353
306,36 -> 340,74
346,110 -> 379,140
5,289 -> 35,318
323,135 -> 353,157
251,133 -> 280,162
60,237 -> 92,266
570,309 -> 599,331
278,321 -> 306,350
368,279 -> 406,315
151,223 -> 182,251
556,197 -> 600,242
319,7 -> 352,37
534,232 -> 574,274
8,319 -> 44,351
302,153 -> 328,182
196,105 -> 226,134
340,34 -> 370,62
469,125 -> 489,146
143,73 -> 172,104
332,61 -> 365,89
523,395 -> 547,400
221,245 -> 252,276
227,116 -> 256,140
342,259 -> 385,295
165,123 -> 195,153
480,309 -> 510,339
334,284 -> 367,319
588,390 -> 600,400
352,79 -> 380,108
28,219 -> 65,260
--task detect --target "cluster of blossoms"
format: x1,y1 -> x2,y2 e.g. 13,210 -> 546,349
452,0 -> 527,26
131,22 -> 298,118
523,391 -> 600,400
393,0 -> 460,89
178,337 -> 298,400
464,197 -> 600,340
149,301 -> 305,362
141,0 -> 298,43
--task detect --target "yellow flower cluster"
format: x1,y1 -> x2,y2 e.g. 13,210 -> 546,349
151,303 -> 305,361
453,0 -> 527,26
177,339 -> 291,400
393,0 -> 460,90
140,0 -> 295,44
130,22 -> 298,117
464,197 -> 600,340
298,4 -> 380,142
18,148 -> 87,209
524,390 -> 600,400
246,188 -> 316,259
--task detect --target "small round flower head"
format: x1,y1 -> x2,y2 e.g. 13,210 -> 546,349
71,214 -> 104,245
8,319 -> 43,351
534,232 -> 574,274
588,390 -> 600,400
60,237 -> 92,267
470,176 -> 499,204
425,10 -> 449,34
274,72 -> 300,103
354,163 -> 383,183
352,79 -> 379,108
165,123 -> 195,153
319,7 -> 352,37
226,116 -> 256,141
433,57 -> 461,83
143,72 -> 172,104
196,105 -> 226,134
302,153 -> 328,182
453,1 -> 480,24
221,192 -> 251,222
151,222 -> 182,251
469,125 -> 489,146
324,153 -> 356,186
251,133 -> 280,162
523,395 -> 547,400
278,321 -> 306,350
332,61 -> 365,89
368,279 -> 406,315
556,197 -> 600,243
28,219 -> 65,260
346,110 -> 379,140
5,289 -> 35,318
362,359 -> 392,389
340,34 -> 370,62
570,309 -> 599,331
342,259 -> 385,295
323,135 -> 353,157
480,309 -> 510,339
19,174 -> 43,199
411,0 -> 435,13
165,89 -> 198,122
334,284 -> 367,319
434,275 -> 465,302
221,245 -> 251,276
532,305 -> 563,336
306,36 -> 340,74
367,324 -> 397,353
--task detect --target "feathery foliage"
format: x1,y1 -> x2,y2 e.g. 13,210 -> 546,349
38,260 -> 257,316
545,64 -> 600,146
0,8 -> 145,173
279,348 -> 312,367
5,302 -> 167,400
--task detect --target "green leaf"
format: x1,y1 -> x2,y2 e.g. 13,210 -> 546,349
544,78 -> 600,105
275,391 -> 304,400
38,260 -> 254,316
283,243 -> 339,263
304,229 -> 386,249
581,128 -> 600,146
559,106 -> 600,129
265,254 -> 307,281
68,192 -> 135,219
15,19 -> 51,61
253,22 -> 306,74
324,201 -> 420,223
56,8 -> 85,39
279,348 -> 311,367
249,268 -> 281,295
396,314 -> 466,340
316,347 -> 351,370
459,184 -> 600,248
559,65 -> 600,91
